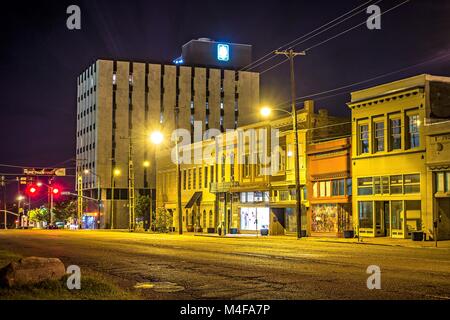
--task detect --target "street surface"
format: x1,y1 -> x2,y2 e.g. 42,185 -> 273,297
0,230 -> 449,300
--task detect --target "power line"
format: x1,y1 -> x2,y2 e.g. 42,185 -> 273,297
275,51 -> 450,108
260,58 -> 290,75
303,0 -> 411,52
0,163 -> 76,170
245,0 -> 380,72
259,0 -> 410,75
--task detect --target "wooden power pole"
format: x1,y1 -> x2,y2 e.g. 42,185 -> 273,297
274,49 -> 306,239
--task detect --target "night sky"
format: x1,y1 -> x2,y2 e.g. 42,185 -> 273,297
0,0 -> 449,173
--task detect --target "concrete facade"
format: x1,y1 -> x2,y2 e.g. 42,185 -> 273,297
76,60 -> 260,229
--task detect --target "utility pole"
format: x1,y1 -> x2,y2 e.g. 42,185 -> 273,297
174,105 -> 183,235
1,176 -> 6,229
128,138 -> 136,231
77,175 -> 83,229
275,49 -> 306,239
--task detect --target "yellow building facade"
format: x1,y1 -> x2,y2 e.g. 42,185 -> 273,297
155,100 -> 349,235
348,74 -> 450,240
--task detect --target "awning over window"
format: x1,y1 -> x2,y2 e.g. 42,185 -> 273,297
185,192 -> 202,209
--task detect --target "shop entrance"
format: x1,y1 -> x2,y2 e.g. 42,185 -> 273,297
374,201 -> 390,237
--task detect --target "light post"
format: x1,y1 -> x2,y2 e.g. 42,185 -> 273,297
149,130 -> 182,234
110,168 -> 121,229
16,195 -> 24,228
260,106 -> 303,239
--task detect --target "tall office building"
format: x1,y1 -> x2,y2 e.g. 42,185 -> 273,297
76,39 -> 260,229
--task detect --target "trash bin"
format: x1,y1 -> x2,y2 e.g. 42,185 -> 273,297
230,228 -> 238,234
343,230 -> 354,239
411,231 -> 424,241
260,228 -> 269,236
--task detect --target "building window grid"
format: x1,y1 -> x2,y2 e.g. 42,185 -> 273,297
390,118 -> 402,151
408,114 -> 420,149
359,124 -> 369,154
314,178 -> 349,198
357,174 -> 420,196
374,121 -> 385,152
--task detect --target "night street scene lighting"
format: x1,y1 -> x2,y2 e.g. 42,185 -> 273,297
0,0 -> 450,316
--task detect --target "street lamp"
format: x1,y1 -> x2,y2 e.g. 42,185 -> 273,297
149,130 -> 182,235
149,131 -> 164,145
110,168 -> 121,229
260,106 -> 303,239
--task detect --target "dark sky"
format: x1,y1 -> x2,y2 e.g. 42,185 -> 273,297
0,0 -> 449,171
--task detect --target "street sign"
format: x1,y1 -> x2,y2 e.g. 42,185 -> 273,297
23,168 -> 66,177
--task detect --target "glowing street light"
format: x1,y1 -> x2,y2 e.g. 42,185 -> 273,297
260,106 -> 272,118
113,168 -> 121,177
143,160 -> 150,168
149,131 -> 164,145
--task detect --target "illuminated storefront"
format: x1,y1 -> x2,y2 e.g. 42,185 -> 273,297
307,137 -> 353,237
238,191 -> 270,234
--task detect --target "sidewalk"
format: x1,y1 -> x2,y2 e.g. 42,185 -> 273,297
302,236 -> 450,249
195,232 -> 450,248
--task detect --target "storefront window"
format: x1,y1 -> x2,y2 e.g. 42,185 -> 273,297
390,175 -> 403,194
359,201 -> 373,229
405,200 -> 421,232
240,207 -> 270,231
404,174 -> 420,194
358,177 -> 373,195
381,176 -> 390,195
285,208 -> 297,233
374,177 -> 381,194
311,204 -> 338,233
391,201 -> 403,230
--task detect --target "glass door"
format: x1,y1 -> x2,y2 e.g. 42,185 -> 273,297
391,201 -> 405,238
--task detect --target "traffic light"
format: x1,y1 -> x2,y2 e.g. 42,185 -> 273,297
26,184 -> 39,196
52,187 -> 61,197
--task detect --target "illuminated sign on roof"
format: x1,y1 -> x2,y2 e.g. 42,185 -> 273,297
217,44 -> 230,62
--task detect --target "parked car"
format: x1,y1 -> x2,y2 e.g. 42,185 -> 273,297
55,222 -> 65,229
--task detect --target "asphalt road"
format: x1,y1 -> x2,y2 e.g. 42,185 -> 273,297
0,230 -> 449,300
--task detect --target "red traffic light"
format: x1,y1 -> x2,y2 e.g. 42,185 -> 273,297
26,184 -> 39,196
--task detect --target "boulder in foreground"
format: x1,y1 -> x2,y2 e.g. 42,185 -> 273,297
0,257 -> 66,288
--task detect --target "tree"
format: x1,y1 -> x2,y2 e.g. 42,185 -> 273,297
135,195 -> 150,220
29,207 -> 49,223
53,200 -> 78,223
